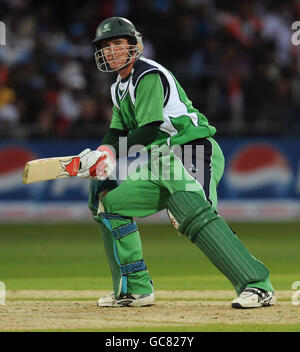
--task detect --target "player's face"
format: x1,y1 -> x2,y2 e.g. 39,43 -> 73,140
102,38 -> 132,71
95,36 -> 139,75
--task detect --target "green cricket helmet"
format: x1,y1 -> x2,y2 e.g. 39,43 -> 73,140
93,17 -> 144,72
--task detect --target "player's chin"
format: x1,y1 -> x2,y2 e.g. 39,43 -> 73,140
109,59 -> 127,71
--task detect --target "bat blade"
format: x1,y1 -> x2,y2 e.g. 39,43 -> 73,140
23,156 -> 80,184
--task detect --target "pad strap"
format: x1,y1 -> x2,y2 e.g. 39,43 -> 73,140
112,222 -> 138,239
121,260 -> 147,276
101,212 -> 130,220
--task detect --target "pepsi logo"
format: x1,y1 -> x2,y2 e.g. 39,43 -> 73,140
0,146 -> 36,191
226,143 -> 292,196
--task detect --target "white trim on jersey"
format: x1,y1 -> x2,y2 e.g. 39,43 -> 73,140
138,57 -> 200,133
110,56 -> 201,142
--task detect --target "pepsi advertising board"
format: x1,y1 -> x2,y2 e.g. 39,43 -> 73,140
217,139 -> 300,200
0,139 -> 299,221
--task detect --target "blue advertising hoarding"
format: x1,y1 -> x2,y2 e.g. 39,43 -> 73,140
0,138 -> 299,221
0,140 -> 99,202
217,138 -> 300,200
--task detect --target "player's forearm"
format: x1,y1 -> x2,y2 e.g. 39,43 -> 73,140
101,128 -> 128,146
101,122 -> 161,159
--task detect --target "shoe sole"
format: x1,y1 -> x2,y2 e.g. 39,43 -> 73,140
97,302 -> 154,307
97,296 -> 155,308
125,298 -> 155,307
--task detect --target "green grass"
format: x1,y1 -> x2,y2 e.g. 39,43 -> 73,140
1,222 -> 300,332
0,222 -> 299,290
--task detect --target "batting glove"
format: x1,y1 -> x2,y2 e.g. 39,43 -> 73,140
77,146 -> 116,180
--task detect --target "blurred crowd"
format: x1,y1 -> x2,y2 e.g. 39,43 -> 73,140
0,0 -> 300,139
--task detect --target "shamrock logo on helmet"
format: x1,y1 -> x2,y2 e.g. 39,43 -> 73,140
102,23 -> 111,32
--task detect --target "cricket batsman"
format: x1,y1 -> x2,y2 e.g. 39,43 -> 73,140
78,17 -> 276,308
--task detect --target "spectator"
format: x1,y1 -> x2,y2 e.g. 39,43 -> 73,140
0,62 -> 19,128
0,0 -> 298,139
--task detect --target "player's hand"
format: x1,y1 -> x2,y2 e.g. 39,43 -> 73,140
92,145 -> 116,180
77,146 -> 115,180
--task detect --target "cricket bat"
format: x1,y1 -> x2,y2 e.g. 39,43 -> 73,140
23,155 -> 81,184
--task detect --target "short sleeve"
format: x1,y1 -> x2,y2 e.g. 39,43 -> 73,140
109,105 -> 126,130
134,73 -> 165,128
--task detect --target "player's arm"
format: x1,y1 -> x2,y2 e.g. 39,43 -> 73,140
101,122 -> 162,159
77,106 -> 125,179
78,73 -> 165,179
101,72 -> 165,158
78,124 -> 161,179
134,72 -> 165,128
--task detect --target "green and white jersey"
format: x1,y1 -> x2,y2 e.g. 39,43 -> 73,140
110,56 -> 216,148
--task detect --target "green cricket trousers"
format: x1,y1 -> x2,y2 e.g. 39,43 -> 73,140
89,137 -> 273,297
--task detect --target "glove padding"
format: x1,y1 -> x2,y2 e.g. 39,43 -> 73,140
77,146 -> 116,180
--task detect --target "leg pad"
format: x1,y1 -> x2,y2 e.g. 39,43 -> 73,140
167,191 -> 269,295
97,211 -> 153,296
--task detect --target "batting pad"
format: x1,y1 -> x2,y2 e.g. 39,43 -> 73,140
95,220 -> 123,296
95,212 -> 153,297
167,191 -> 270,295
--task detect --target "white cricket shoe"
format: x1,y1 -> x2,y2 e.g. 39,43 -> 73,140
232,288 -> 276,309
97,292 -> 155,307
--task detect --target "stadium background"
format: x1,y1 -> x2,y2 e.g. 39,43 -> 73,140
0,0 -> 300,332
1,0 -> 300,221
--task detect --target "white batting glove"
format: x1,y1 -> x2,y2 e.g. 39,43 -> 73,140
77,146 -> 116,180
77,148 -> 102,178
